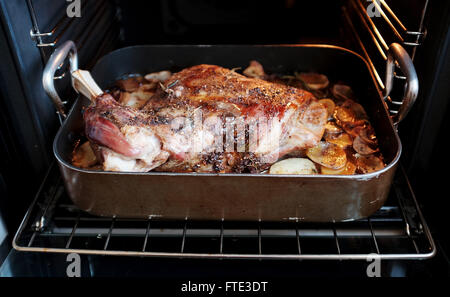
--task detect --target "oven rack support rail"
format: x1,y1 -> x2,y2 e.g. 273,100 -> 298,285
27,0 -> 118,57
343,0 -> 428,119
13,164 -> 436,260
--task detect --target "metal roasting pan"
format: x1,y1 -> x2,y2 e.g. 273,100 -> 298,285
43,42 -> 418,222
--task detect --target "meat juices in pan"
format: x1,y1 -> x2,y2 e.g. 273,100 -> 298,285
72,61 -> 385,175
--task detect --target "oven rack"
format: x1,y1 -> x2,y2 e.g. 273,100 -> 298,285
27,0 -> 119,57
343,0 -> 428,118
13,164 -> 435,260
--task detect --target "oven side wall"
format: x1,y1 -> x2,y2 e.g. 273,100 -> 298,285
0,1 -> 120,263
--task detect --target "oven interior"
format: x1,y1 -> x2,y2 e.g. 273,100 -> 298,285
1,0 -> 450,276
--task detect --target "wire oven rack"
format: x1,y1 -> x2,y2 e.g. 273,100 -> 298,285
13,164 -> 435,260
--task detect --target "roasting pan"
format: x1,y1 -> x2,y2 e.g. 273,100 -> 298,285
43,42 -> 418,222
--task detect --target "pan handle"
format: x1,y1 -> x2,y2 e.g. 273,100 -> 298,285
384,43 -> 419,127
42,40 -> 79,119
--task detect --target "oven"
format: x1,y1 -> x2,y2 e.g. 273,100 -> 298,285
0,0 -> 449,281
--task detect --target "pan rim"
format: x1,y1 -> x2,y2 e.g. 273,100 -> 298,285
54,44 -> 401,180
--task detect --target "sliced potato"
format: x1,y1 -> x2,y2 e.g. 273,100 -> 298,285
243,60 -> 266,79
324,121 -> 343,135
319,99 -> 336,119
296,72 -> 329,90
333,104 -> 354,124
320,161 -> 356,175
355,154 -> 385,173
72,141 -> 98,168
340,122 -> 364,138
306,141 -> 347,170
353,135 -> 377,155
331,84 -> 355,102
116,76 -> 146,92
358,125 -> 377,145
325,132 -> 353,148
269,158 -> 318,175
144,70 -> 172,82
343,100 -> 368,121
334,100 -> 368,128
118,90 -> 154,109
139,81 -> 158,92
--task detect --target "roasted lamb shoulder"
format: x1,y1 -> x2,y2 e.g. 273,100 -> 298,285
83,64 -> 328,172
